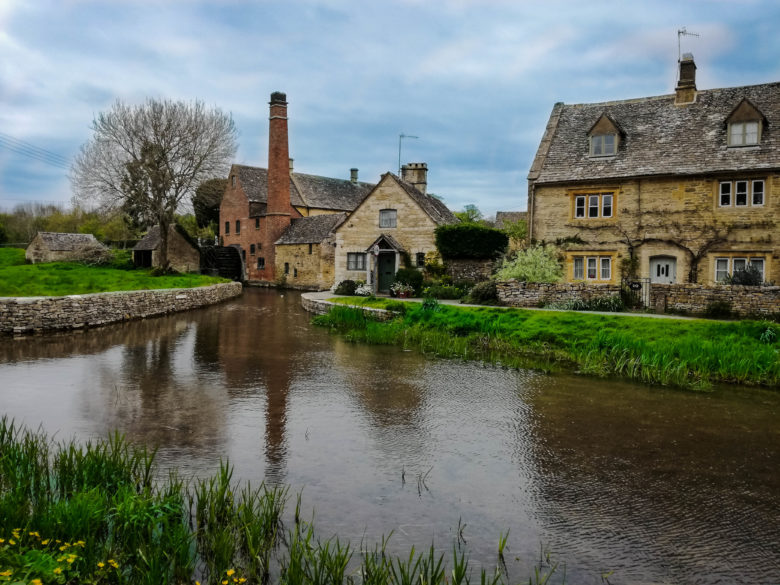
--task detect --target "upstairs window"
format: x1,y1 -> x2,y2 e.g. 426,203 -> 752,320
250,244 -> 255,255
718,179 -> 764,208
224,221 -> 229,235
590,134 -> 616,156
728,121 -> 760,147
255,217 -> 260,229
574,192 -> 614,219
235,220 -> 241,234
379,209 -> 397,228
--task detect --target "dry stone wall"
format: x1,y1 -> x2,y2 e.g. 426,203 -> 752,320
446,259 -> 494,283
0,282 -> 242,336
651,284 -> 780,316
497,281 -> 621,307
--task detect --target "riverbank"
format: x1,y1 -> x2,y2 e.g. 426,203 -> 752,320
305,294 -> 780,390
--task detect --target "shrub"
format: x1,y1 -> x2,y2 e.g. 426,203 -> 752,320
704,300 -> 733,319
334,279 -> 357,295
355,283 -> 373,296
393,267 -> 424,294
546,295 -> 625,312
423,250 -> 446,278
384,300 -> 407,314
725,265 -> 763,286
435,224 -> 508,259
464,280 -> 499,305
422,284 -> 466,300
495,244 -> 563,283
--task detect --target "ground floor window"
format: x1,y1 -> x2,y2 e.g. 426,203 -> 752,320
573,255 -> 612,281
347,252 -> 366,270
284,262 -> 290,275
416,252 -> 426,267
715,256 -> 765,282
257,257 -> 265,269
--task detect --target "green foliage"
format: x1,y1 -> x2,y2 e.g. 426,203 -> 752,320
464,281 -> 499,305
704,300 -> 733,319
193,177 -> 228,229
394,267 -> 424,294
546,295 -> 625,313
725,265 -> 764,286
334,279 -> 357,295
500,218 -> 527,247
435,224 -> 508,260
495,244 -> 563,283
454,204 -> 484,224
422,283 -> 468,300
0,220 -> 7,244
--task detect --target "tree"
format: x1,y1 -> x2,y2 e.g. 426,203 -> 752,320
454,204 -> 484,224
193,178 -> 228,229
501,218 -> 528,249
71,98 -> 238,270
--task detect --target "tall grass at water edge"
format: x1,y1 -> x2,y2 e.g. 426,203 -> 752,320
0,417 -> 563,585
314,304 -> 780,390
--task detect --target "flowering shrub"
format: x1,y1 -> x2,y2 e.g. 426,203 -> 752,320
390,282 -> 414,296
355,283 -> 373,296
495,244 -> 563,283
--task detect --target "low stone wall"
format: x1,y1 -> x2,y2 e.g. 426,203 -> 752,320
0,282 -> 243,336
497,281 -> 621,307
446,259 -> 494,283
300,293 -> 395,321
651,284 -> 780,316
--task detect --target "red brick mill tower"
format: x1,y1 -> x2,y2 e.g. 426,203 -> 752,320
261,91 -> 298,282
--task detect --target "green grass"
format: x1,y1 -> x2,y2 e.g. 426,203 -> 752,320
314,302 -> 780,390
0,418 -> 563,585
0,248 -> 228,297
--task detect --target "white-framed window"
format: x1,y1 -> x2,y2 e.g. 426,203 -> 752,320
347,252 -> 366,271
573,257 -> 584,280
590,134 -> 616,156
715,256 -> 766,282
750,258 -> 765,281
586,257 -> 598,279
600,257 -> 611,280
379,209 -> 397,228
573,255 -> 612,281
728,121 -> 760,147
573,192 -> 615,219
718,179 -> 765,208
715,258 -> 730,282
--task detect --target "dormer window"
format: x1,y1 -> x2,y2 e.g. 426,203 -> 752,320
590,134 -> 616,156
725,98 -> 765,148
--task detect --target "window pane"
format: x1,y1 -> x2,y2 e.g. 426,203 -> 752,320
588,195 -> 599,218
379,209 -> 397,228
603,134 -> 615,155
733,258 -> 747,273
591,136 -> 602,155
236,220 -> 241,234
752,180 -> 764,205
602,194 -> 612,217
573,257 -> 584,279
575,196 -> 585,218
600,257 -> 611,280
750,258 -> 765,281
729,123 -> 744,146
225,221 -> 229,234
735,181 -> 748,206
745,122 -> 759,144
719,182 -> 731,206
587,258 -> 597,279
715,258 -> 729,282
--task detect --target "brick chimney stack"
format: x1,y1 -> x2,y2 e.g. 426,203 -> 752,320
267,92 -> 293,215
401,162 -> 428,195
675,53 -> 697,105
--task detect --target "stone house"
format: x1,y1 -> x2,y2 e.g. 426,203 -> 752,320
528,54 -> 779,286
132,225 -> 200,273
25,232 -> 108,264
333,165 -> 458,293
219,92 -> 374,286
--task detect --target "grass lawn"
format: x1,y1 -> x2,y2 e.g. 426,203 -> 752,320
317,297 -> 780,390
0,248 -> 228,297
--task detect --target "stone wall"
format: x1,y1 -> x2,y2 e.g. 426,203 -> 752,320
445,259 -> 494,283
0,282 -> 243,336
497,280 -> 621,307
300,292 -> 395,321
651,283 -> 780,316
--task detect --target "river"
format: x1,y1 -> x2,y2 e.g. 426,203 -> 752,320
0,288 -> 778,584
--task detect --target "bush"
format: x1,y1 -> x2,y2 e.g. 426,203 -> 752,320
704,300 -> 733,319
422,284 -> 466,300
725,265 -> 763,286
435,224 -> 508,259
495,244 -> 563,283
464,280 -> 499,305
394,267 -> 424,294
546,295 -> 625,312
384,300 -> 407,314
334,280 -> 357,295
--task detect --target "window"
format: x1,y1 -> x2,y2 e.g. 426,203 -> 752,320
715,258 -> 730,282
379,209 -> 397,228
241,249 -> 246,261
231,175 -> 236,187
235,220 -> 240,235
573,192 -> 615,219
347,252 -> 366,271
250,244 -> 255,255
224,221 -> 229,235
257,257 -> 265,269
750,258 -> 765,281
293,267 -> 298,278
573,255 -> 612,281
308,243 -> 313,255
590,133 -> 616,156
416,252 -> 426,267
284,262 -> 289,275
715,256 -> 766,282
719,180 -> 764,208
728,121 -> 760,147
255,217 -> 260,229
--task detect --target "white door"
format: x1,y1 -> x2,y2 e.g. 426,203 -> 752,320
649,256 -> 677,284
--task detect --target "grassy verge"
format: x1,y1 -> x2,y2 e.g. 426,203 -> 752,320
0,418 -> 561,585
0,248 -> 228,297
315,299 -> 780,390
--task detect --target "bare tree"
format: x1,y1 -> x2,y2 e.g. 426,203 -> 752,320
71,98 -> 238,270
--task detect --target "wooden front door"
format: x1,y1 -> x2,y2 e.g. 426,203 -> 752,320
377,252 -> 396,292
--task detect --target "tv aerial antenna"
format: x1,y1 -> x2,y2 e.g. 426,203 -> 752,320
677,27 -> 700,62
398,133 -> 419,175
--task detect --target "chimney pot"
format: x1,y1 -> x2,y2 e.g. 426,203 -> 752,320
350,168 -> 358,183
270,91 -> 287,105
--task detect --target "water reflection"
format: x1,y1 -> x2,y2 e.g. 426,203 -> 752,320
0,289 -> 778,584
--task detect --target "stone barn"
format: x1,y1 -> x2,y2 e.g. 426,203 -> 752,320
25,232 -> 108,264
133,225 -> 201,273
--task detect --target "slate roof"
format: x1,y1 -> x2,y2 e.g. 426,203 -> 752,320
530,81 -> 780,185
494,211 -> 527,228
133,225 -> 198,251
234,164 -> 374,212
388,173 -> 459,225
34,232 -> 104,251
275,213 -> 347,244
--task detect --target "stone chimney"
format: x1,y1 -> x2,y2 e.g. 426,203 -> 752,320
675,53 -> 697,105
267,92 -> 293,215
401,162 -> 428,195
350,168 -> 359,184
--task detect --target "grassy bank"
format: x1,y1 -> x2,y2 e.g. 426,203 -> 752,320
0,248 -> 227,297
0,418 -> 558,585
315,299 -> 780,390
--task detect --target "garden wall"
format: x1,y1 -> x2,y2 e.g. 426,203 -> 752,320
0,282 -> 243,335
446,259 -> 494,283
496,281 -> 621,307
651,284 -> 780,316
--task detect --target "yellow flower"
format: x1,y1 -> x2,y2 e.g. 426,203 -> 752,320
8,539 -> 15,545
54,568 -> 63,575
222,580 -> 228,585
59,545 -> 68,551
0,570 -> 11,577
98,562 -> 105,569
75,540 -> 86,547
108,559 -> 119,569
239,579 -> 247,584
29,531 -> 40,537
226,569 -> 235,577
195,582 -> 201,585
41,539 -> 50,545
31,580 -> 42,585
0,538 -> 4,543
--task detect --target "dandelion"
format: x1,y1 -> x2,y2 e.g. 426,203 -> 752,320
222,580 -> 228,585
75,540 -> 86,547
98,562 -> 105,569
108,559 -> 119,569
41,539 -> 50,545
59,545 -> 68,551
0,570 -> 12,577
8,539 -> 15,546
226,569 -> 235,577
239,579 -> 247,584
31,580 -> 42,585
54,568 -> 63,575
0,538 -> 4,543
29,531 -> 40,538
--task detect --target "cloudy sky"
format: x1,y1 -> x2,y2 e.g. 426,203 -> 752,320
2,0 -> 779,218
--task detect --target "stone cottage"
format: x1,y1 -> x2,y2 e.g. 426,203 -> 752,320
25,232 -> 108,264
133,225 -> 200,273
